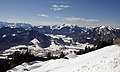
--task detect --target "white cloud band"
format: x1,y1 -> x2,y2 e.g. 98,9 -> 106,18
64,17 -> 99,22
50,4 -> 70,11
37,14 -> 48,17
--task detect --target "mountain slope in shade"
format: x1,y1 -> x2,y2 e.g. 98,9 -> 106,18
8,45 -> 120,72
0,28 -> 51,50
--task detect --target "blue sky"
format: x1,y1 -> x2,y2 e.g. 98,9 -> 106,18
0,0 -> 120,27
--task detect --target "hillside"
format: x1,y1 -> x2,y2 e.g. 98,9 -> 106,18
8,45 -> 120,72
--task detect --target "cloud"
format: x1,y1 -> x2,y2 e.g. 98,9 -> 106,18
37,14 -> 48,17
50,4 -> 70,11
64,17 -> 81,21
56,16 -> 61,19
64,17 -> 99,22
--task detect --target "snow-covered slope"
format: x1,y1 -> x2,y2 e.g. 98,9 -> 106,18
8,45 -> 120,72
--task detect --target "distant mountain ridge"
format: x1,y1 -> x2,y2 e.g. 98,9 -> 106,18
0,21 -> 120,50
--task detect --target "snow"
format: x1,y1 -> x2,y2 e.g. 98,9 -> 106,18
116,28 -> 120,30
99,25 -> 106,29
46,34 -> 66,39
65,52 -> 78,59
6,45 -> 27,50
12,34 -> 17,36
65,43 -> 93,50
46,34 -> 94,51
52,24 -> 76,30
46,39 -> 87,52
86,37 -> 91,39
47,34 -> 73,43
37,25 -> 43,28
62,37 -> 73,43
8,45 -> 120,72
48,45 -> 120,72
0,56 -> 7,59
64,45 -> 84,50
107,26 -> 113,30
99,25 -> 113,30
2,45 -> 28,58
48,41 -> 62,50
2,34 -> 6,38
30,38 -> 45,51
30,38 -> 40,44
10,26 -> 15,29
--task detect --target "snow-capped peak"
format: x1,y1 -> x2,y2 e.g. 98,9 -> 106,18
52,24 -> 77,30
99,25 -> 106,29
2,35 -> 6,38
99,25 -> 114,30
107,26 -> 114,30
30,38 -> 40,44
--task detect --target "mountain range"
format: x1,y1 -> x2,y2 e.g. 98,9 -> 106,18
0,21 -> 120,51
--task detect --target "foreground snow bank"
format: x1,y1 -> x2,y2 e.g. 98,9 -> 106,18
8,45 -> 120,72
